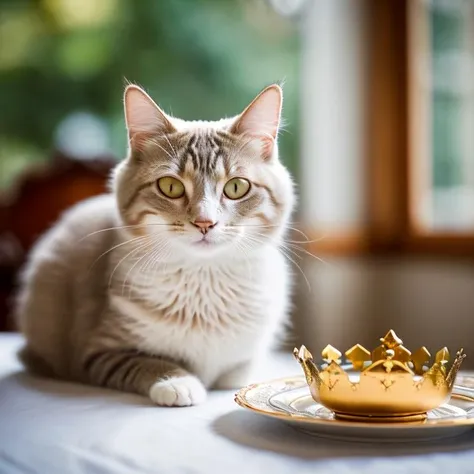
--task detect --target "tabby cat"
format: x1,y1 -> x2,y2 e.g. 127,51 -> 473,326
16,84 -> 295,406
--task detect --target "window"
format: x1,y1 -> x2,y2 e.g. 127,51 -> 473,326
302,0 -> 474,256
412,0 -> 474,232
408,0 -> 474,254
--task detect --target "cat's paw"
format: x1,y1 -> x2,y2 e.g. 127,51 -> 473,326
149,375 -> 207,407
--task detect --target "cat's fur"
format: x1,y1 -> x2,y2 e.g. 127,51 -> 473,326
15,84 -> 295,406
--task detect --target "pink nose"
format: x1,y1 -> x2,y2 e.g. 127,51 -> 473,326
191,219 -> 217,234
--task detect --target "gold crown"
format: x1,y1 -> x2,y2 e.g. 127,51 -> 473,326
293,329 -> 466,423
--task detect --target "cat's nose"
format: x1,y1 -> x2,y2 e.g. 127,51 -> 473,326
191,219 -> 217,234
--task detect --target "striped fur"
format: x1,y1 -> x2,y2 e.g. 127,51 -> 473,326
15,84 -> 295,406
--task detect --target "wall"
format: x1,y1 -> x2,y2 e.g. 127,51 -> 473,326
291,256 -> 474,369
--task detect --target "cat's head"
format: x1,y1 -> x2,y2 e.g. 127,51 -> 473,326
113,84 -> 295,260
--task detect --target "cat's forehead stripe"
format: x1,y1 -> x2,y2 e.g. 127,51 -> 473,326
180,129 -> 231,176
186,134 -> 199,171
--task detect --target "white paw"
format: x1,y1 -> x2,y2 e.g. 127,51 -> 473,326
149,375 -> 207,407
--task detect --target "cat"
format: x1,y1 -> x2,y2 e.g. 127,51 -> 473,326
15,83 -> 295,406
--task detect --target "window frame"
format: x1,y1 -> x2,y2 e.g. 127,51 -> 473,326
406,0 -> 474,255
308,0 -> 474,257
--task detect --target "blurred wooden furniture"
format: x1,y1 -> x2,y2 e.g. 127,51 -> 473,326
0,153 -> 115,331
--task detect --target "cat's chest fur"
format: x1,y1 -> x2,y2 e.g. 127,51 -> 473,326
110,249 -> 288,385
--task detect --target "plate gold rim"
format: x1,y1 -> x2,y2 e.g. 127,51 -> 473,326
234,375 -> 474,429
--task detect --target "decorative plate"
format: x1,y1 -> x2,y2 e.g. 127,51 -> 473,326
234,373 -> 474,442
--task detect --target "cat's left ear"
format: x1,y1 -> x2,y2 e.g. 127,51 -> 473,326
231,84 -> 282,160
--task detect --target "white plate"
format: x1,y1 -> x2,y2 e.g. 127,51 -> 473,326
235,374 -> 474,442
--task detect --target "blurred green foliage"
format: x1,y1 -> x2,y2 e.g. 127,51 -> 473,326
0,0 -> 300,189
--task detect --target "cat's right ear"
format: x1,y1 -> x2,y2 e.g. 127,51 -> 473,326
124,85 -> 176,149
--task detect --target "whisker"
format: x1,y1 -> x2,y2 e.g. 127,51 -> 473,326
229,224 -> 310,241
108,237 -> 154,289
87,234 -> 150,273
122,239 -> 162,297
284,235 -> 328,244
80,223 -> 171,241
161,134 -> 179,160
250,230 -> 333,268
244,233 -> 303,262
136,238 -> 171,285
147,244 -> 171,272
240,234 -> 311,292
148,138 -> 175,161
228,220 -> 304,227
283,242 -> 333,267
280,250 -> 311,292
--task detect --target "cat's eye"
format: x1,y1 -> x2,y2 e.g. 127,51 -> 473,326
157,177 -> 185,199
223,178 -> 251,200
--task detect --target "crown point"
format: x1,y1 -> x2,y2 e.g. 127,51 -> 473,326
371,345 -> 385,362
381,329 -> 403,348
411,346 -> 431,375
293,347 -> 300,360
321,344 -> 342,363
295,345 -> 313,362
345,344 -> 371,360
394,345 -> 412,362
435,347 -> 450,365
302,345 -> 314,360
345,344 -> 371,371
413,346 -> 431,359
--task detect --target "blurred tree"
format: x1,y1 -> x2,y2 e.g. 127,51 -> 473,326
0,0 -> 300,190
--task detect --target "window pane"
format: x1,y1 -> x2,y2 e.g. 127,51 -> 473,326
426,0 -> 474,230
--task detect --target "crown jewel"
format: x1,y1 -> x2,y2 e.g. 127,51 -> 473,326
293,329 -> 466,423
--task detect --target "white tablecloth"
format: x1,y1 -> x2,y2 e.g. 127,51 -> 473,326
2,333 -> 474,474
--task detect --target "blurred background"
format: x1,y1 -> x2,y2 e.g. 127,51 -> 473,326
0,0 -> 473,364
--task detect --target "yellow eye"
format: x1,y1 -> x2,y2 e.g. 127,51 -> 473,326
224,178 -> 251,200
157,177 -> 185,199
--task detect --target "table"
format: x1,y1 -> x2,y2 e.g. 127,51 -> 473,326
1,333 -> 474,474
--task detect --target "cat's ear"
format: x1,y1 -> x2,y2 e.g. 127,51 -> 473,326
124,85 -> 176,149
231,84 -> 282,159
